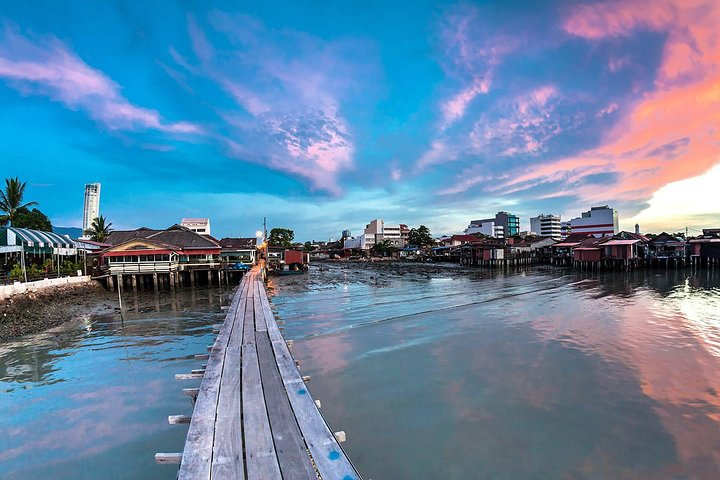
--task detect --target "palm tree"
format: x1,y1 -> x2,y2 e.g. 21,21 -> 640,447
85,215 -> 113,242
0,177 -> 38,226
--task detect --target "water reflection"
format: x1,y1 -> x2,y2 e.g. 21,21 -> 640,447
272,265 -> 720,479
0,286 -> 230,479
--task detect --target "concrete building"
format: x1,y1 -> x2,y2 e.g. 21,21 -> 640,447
530,214 -> 562,240
465,211 -> 519,238
568,205 -> 619,237
464,220 -> 499,237
82,183 -> 101,234
343,235 -> 368,250
359,219 -> 408,249
560,221 -> 571,238
181,218 -> 211,236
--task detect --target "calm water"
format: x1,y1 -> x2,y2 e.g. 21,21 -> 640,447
0,287 -> 229,479
1,266 -> 719,479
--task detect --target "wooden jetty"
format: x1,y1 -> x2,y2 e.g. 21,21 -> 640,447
157,265 -> 361,480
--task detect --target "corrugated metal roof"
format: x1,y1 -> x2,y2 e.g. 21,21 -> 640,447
553,242 -> 580,247
3,227 -> 74,248
602,239 -> 640,246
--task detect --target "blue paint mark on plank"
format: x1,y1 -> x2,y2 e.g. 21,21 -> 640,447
297,388 -> 307,395
328,450 -> 340,460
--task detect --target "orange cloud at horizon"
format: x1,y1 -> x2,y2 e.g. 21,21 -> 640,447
499,0 -> 720,212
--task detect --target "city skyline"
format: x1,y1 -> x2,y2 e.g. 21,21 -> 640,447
2,1 -> 719,239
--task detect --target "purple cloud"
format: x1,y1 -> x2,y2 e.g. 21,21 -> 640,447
0,24 -> 201,134
169,12 -> 361,194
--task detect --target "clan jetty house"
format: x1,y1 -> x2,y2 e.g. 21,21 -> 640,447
99,225 -> 252,291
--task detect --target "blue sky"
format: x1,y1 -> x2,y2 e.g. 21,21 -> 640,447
1,0 -> 719,240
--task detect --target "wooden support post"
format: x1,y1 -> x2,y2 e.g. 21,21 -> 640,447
155,453 -> 182,464
183,387 -> 199,398
334,431 -> 347,443
207,270 -> 212,286
194,354 -> 210,360
315,399 -> 322,408
169,273 -> 175,291
108,275 -> 115,292
175,373 -> 204,380
131,274 -> 137,292
302,375 -> 311,382
153,273 -> 158,291
191,368 -> 206,375
168,415 -> 192,424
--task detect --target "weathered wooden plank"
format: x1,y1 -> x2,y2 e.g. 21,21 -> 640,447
242,343 -> 282,480
242,275 -> 257,346
177,280 -> 246,480
256,329 -> 317,480
257,282 -> 361,480
168,415 -> 192,424
155,452 -> 182,464
210,348 -> 245,480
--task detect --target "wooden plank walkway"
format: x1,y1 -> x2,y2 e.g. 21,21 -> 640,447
161,265 -> 361,480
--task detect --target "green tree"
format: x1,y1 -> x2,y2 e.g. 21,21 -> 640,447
371,239 -> 397,257
13,207 -> 53,231
0,177 -> 38,226
407,225 -> 434,247
84,215 -> 113,242
304,241 -> 316,252
268,228 -> 294,248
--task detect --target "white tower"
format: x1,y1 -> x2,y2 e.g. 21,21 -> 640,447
82,183 -> 101,233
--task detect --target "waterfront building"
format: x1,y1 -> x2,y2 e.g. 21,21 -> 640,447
530,214 -> 562,240
440,234 -> 486,247
689,229 -> 720,265
341,230 -> 351,239
82,183 -> 101,234
646,232 -> 686,259
510,236 -> 557,254
465,211 -> 520,238
568,205 -> 619,237
181,218 -> 211,236
100,224 -> 230,290
219,237 -> 257,267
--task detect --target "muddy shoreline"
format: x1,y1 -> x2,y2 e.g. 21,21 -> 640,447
0,281 -> 117,340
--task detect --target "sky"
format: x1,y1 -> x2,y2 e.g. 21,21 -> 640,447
1,0 -> 719,240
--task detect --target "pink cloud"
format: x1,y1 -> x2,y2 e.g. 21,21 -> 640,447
0,25 -> 202,134
435,4 -> 516,128
492,0 -> 720,204
173,13 -> 358,194
441,77 -> 490,127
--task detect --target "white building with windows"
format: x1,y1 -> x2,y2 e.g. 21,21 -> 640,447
568,205 -> 619,237
82,183 -> 101,234
344,219 -> 409,250
530,214 -> 562,240
464,220 -> 502,238
181,218 -> 211,236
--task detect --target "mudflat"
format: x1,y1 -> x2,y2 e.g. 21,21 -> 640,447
0,282 -> 117,340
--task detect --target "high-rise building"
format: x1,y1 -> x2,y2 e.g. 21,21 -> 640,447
465,211 -> 520,238
568,205 -> 619,237
82,183 -> 101,233
530,214 -> 562,239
